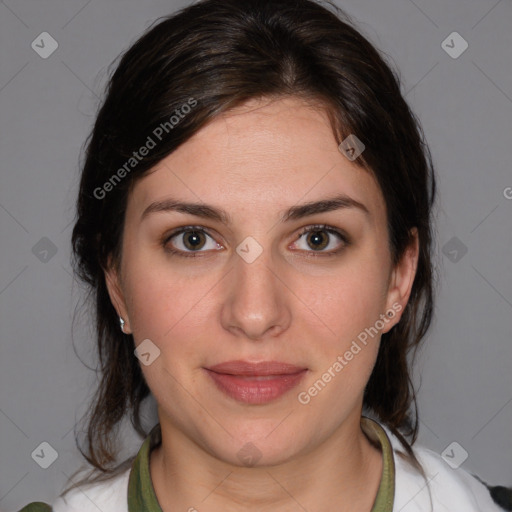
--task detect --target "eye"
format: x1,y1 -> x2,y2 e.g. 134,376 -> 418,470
162,224 -> 349,259
163,226 -> 223,257
291,224 -> 349,256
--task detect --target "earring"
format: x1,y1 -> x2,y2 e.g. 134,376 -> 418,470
119,316 -> 126,333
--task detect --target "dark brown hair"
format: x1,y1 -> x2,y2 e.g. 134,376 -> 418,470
66,0 -> 436,495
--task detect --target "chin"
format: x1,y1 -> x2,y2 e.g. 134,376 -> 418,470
203,425 -> 307,468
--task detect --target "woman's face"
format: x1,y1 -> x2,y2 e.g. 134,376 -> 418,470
106,96 -> 417,466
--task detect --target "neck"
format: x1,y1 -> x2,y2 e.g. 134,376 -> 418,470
150,411 -> 383,512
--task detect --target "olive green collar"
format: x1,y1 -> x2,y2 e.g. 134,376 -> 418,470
128,416 -> 395,511
128,422 -> 162,512
361,416 -> 396,511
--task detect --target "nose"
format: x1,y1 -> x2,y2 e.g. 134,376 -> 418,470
220,245 -> 292,341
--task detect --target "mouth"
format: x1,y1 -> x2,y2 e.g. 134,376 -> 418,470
203,360 -> 308,405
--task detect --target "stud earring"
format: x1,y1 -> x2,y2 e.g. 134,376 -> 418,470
119,316 -> 126,333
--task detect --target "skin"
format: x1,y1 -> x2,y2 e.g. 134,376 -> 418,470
105,96 -> 419,512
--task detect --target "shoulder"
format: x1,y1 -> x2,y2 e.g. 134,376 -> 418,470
379,423 -> 504,512
24,467 -> 131,512
16,503 -> 52,512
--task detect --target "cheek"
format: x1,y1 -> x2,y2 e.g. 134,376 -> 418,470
297,276 -> 385,411
304,260 -> 390,342
294,254 -> 390,400
123,254 -> 220,350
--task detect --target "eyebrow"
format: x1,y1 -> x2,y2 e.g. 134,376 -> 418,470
140,193 -> 370,224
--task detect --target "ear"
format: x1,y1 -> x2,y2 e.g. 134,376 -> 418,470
104,255 -> 132,334
382,228 -> 419,333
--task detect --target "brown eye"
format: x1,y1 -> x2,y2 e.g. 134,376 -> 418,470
292,224 -> 349,256
163,226 -> 223,257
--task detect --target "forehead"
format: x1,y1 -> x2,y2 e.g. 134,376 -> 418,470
128,96 -> 385,223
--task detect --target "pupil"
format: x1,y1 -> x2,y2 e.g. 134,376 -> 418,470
186,231 -> 203,249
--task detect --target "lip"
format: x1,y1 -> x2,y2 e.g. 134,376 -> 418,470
207,360 -> 307,376
204,360 -> 308,405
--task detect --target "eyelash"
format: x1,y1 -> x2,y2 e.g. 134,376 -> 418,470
162,224 -> 350,259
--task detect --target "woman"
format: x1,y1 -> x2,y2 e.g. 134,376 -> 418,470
17,0 -> 505,510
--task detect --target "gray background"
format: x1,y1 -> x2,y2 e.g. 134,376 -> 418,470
1,0 -> 511,509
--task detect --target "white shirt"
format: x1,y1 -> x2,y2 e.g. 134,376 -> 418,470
38,419 -> 503,512
380,422 -> 504,511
